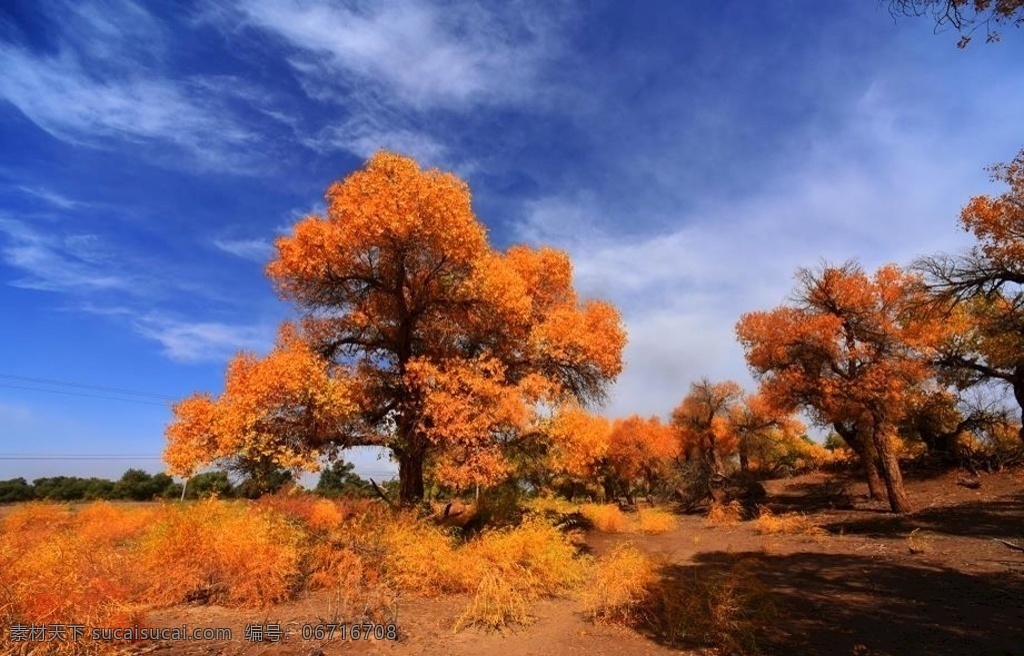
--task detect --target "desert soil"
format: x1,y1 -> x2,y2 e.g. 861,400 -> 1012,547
140,468 -> 1024,656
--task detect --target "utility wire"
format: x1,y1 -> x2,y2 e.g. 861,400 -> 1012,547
0,455 -> 165,460
0,373 -> 177,400
0,383 -> 170,406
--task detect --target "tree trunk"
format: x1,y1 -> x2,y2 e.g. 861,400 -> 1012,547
707,436 -> 725,475
1013,377 -> 1024,445
863,452 -> 885,502
397,450 -> 425,505
836,422 -> 885,501
739,436 -> 750,473
871,421 -> 913,514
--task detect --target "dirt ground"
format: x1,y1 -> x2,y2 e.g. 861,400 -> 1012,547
138,468 -> 1024,656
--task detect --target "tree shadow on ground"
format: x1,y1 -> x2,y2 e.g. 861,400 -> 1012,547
820,491 -> 1024,540
642,550 -> 1024,656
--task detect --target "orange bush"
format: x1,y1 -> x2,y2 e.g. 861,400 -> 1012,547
580,503 -> 628,533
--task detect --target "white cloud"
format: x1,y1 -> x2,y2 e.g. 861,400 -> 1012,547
222,0 -> 569,171
0,219 -> 133,293
0,0 -> 256,170
212,238 -> 274,262
230,0 -> 567,110
15,186 -> 88,211
132,314 -> 275,363
517,76 -> 1023,422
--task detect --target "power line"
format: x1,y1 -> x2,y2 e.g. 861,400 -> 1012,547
0,373 -> 177,400
0,383 -> 171,407
0,455 -> 165,460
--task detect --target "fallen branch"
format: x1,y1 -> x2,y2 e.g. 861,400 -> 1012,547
992,538 -> 1024,552
369,478 -> 396,509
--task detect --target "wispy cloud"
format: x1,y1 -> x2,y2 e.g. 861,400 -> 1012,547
0,218 -> 134,293
15,186 -> 90,211
305,116 -> 451,167
0,0 -> 257,170
229,0 -> 568,110
212,238 -> 274,262
220,0 -> 573,167
132,314 -> 275,363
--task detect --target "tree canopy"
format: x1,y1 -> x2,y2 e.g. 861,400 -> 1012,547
165,152 -> 626,504
917,147 -> 1024,441
736,263 -> 939,512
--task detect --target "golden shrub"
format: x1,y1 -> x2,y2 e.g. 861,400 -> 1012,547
580,544 -> 657,623
636,508 -> 677,534
580,503 -> 628,533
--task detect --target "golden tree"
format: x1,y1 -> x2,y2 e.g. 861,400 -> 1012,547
605,415 -> 679,499
671,379 -> 744,475
165,152 -> 626,503
736,263 -> 938,513
917,147 -> 1024,443
729,392 -> 807,474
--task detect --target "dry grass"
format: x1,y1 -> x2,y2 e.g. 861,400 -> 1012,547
650,558 -> 778,655
705,500 -> 743,526
636,508 -> 677,534
0,496 -> 594,652
454,571 -> 532,632
580,503 -> 628,533
753,507 -> 827,541
581,545 -> 778,656
139,500 -> 307,607
906,528 -> 933,554
580,544 -> 657,623
524,495 -> 578,516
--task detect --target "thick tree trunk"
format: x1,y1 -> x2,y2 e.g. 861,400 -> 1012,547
863,455 -> 885,502
871,421 -> 913,514
739,436 -> 750,473
836,422 -> 885,501
707,436 -> 725,475
1013,377 -> 1024,445
397,450 -> 425,505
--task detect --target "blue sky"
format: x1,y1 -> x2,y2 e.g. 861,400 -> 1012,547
1,0 -> 1022,483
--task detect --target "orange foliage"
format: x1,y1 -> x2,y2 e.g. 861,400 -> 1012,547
730,392 -> 807,472
959,149 -> 1024,268
546,405 -> 612,481
164,324 -> 355,477
736,263 -> 938,512
606,415 -> 679,491
169,151 -> 626,503
671,379 -> 744,471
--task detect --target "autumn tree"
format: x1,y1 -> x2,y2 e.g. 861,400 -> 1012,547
729,392 -> 807,474
886,0 -> 1024,47
671,379 -> 743,475
604,414 -> 679,500
543,405 -> 612,492
165,323 -> 356,478
917,148 -> 1024,444
736,263 -> 939,513
165,152 -> 626,504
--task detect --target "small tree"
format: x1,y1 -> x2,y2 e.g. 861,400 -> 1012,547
671,379 -> 743,475
315,459 -> 371,497
0,478 -> 35,503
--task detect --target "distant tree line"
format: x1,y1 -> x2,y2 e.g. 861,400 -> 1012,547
0,458 -> 375,503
